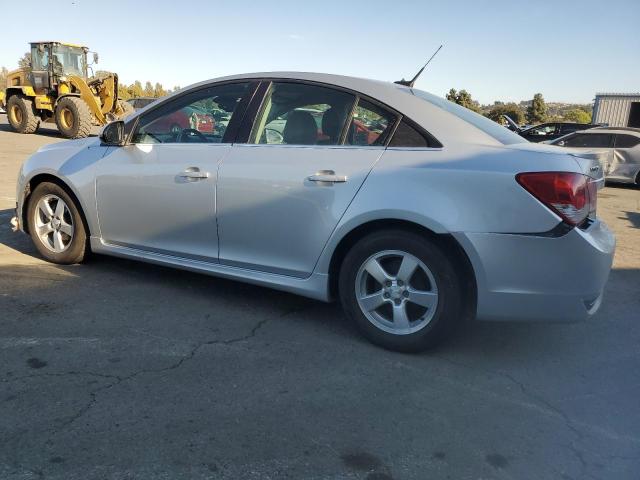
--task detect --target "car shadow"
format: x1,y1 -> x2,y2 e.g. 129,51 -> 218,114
605,182 -> 639,191
2,204 -> 637,359
0,121 -> 64,139
622,211 -> 640,229
0,120 -> 98,138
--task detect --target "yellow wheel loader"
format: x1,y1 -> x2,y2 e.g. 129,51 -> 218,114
0,42 -> 133,139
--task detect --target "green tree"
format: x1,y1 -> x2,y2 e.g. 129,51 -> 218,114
153,82 -> 166,98
0,66 -> 8,90
446,88 -> 481,113
143,81 -> 154,97
486,102 -> 525,125
563,108 -> 592,124
117,84 -> 131,100
18,52 -> 31,69
128,81 -> 143,98
526,93 -> 547,124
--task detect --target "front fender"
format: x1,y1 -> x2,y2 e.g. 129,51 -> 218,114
17,138 -> 108,236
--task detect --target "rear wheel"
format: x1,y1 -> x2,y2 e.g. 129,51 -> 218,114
339,230 -> 463,352
55,96 -> 92,139
27,182 -> 88,264
7,95 -> 39,134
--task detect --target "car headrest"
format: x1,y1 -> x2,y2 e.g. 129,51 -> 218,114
321,108 -> 341,142
283,110 -> 317,145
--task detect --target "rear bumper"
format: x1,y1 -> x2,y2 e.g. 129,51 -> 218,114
456,220 -> 615,322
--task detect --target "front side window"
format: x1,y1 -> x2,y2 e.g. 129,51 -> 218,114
345,100 -> 396,146
251,82 -> 355,146
52,45 -> 85,76
132,82 -> 250,144
528,125 -> 557,137
563,133 -> 612,148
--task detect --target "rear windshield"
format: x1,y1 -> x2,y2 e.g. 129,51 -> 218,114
405,88 -> 526,145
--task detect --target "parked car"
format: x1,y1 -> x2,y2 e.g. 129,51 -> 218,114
549,127 -> 640,185
146,105 -> 216,138
502,115 -> 595,142
12,72 -> 615,352
126,97 -> 157,110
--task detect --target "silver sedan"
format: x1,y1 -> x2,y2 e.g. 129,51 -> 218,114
12,72 -> 615,351
549,127 -> 640,185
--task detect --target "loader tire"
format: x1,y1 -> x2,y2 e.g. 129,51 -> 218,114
7,95 -> 40,134
55,96 -> 92,139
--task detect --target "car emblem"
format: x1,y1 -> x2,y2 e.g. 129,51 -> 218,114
590,166 -> 599,172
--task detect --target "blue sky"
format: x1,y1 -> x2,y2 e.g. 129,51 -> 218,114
2,0 -> 639,104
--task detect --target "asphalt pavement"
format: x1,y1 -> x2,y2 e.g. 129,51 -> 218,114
1,116 -> 639,479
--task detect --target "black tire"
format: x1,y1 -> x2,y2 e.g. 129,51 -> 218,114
339,230 -> 463,352
27,182 -> 88,264
7,95 -> 39,134
55,96 -> 92,139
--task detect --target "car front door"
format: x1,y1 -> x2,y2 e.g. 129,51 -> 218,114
217,81 -> 398,277
94,81 -> 255,261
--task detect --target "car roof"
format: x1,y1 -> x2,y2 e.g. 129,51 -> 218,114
165,71 -> 525,146
521,122 -> 592,132
31,41 -> 88,49
585,126 -> 640,135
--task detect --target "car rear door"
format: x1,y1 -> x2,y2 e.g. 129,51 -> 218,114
564,133 -> 614,173
94,81 -> 256,261
217,80 -> 397,278
610,133 -> 640,181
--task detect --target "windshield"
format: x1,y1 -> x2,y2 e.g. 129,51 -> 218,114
52,45 -> 86,76
407,87 -> 526,145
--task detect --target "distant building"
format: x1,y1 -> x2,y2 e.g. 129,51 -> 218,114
592,93 -> 640,127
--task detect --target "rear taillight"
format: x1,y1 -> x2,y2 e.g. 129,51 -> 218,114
516,172 -> 596,226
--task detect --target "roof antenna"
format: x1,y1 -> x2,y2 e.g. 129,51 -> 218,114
395,44 -> 443,88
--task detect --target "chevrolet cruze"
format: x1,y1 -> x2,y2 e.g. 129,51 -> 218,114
12,72 -> 616,351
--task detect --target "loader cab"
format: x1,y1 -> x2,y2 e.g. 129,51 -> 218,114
29,42 -> 89,92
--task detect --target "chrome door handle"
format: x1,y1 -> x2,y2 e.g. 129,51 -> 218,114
179,168 -> 210,179
307,170 -> 347,183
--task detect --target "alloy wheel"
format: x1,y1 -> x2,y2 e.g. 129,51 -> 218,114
33,194 -> 74,253
355,250 -> 439,335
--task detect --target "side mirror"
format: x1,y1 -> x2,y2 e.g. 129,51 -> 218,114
93,52 -> 99,64
100,121 -> 125,145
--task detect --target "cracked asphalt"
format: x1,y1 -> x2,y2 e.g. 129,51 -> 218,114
1,117 -> 639,479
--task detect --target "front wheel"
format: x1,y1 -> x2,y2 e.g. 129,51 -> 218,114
27,182 -> 88,264
339,230 -> 463,352
55,96 -> 92,139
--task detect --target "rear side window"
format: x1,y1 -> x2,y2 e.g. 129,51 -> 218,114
250,82 -> 355,146
389,120 -> 433,148
564,133 -> 612,148
345,100 -> 396,146
614,134 -> 640,148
